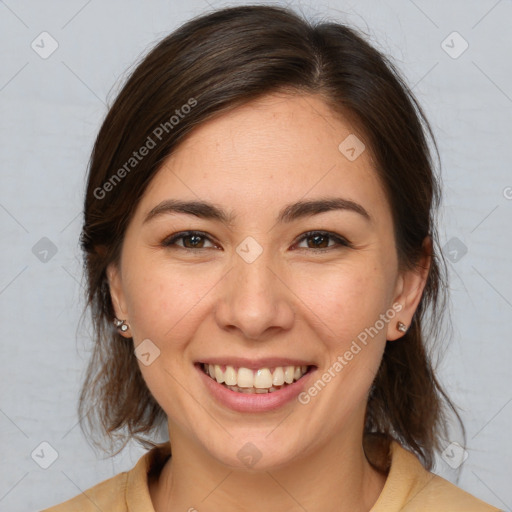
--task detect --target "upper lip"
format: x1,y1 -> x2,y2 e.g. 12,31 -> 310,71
197,357 -> 316,370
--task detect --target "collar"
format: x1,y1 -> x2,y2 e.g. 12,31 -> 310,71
123,439 -> 432,511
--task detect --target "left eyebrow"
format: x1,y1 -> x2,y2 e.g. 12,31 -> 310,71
143,197 -> 372,226
278,197 -> 371,223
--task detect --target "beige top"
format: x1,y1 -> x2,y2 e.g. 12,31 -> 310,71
42,440 -> 501,511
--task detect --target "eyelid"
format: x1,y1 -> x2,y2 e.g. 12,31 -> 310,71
162,230 -> 352,252
293,230 -> 352,250
161,230 -> 219,250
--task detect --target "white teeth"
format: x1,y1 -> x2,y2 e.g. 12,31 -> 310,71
272,367 -> 285,386
284,366 -> 295,384
214,365 -> 225,384
254,368 -> 273,388
202,363 -> 309,392
224,365 -> 237,386
237,367 -> 254,388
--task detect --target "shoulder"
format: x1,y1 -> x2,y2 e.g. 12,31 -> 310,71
371,440 -> 501,512
40,472 -> 129,512
41,442 -> 172,512
406,472 -> 502,512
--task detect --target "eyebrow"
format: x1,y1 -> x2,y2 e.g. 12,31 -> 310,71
143,197 -> 372,226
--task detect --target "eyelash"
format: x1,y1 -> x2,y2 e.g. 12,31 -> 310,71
161,230 -> 352,252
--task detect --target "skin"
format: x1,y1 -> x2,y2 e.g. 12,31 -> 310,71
108,92 -> 430,512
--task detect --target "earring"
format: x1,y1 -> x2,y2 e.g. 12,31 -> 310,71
397,321 -> 407,333
114,318 -> 129,332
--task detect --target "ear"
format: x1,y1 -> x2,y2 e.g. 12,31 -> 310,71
386,236 -> 432,341
106,262 -> 131,338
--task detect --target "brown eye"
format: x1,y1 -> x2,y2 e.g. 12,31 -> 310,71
295,231 -> 351,251
182,234 -> 206,248
162,231 -> 217,250
307,233 -> 329,249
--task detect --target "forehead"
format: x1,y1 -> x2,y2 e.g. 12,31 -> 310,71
137,93 -> 391,227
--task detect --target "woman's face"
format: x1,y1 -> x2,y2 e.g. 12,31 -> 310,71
108,92 -> 427,470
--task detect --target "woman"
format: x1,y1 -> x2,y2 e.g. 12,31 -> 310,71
43,4 -> 500,511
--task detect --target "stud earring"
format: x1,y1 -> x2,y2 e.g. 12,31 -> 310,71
397,321 -> 407,333
114,318 -> 129,332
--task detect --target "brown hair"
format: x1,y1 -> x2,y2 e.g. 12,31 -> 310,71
79,4 -> 463,469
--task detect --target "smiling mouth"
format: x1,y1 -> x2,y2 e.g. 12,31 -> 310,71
199,362 -> 314,394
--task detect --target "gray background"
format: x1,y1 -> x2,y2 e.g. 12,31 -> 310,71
1,0 -> 511,510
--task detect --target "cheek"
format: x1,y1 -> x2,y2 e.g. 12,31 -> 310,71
122,264 -> 219,415
291,262 -> 393,426
123,260 -> 219,342
293,259 -> 392,343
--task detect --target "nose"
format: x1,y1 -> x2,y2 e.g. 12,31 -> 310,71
214,247 -> 295,340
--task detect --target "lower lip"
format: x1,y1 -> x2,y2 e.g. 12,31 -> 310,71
195,364 -> 315,413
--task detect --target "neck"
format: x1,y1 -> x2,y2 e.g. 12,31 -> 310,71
150,426 -> 389,512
